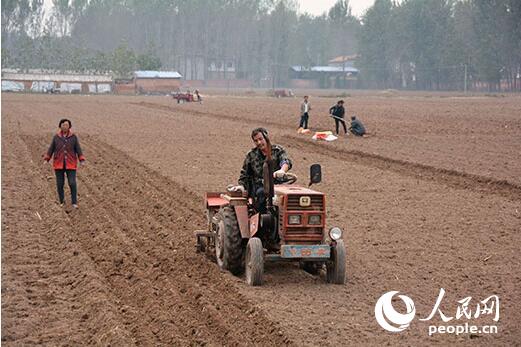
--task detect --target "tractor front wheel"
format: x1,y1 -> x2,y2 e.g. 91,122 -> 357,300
215,206 -> 244,275
326,240 -> 346,284
245,237 -> 264,286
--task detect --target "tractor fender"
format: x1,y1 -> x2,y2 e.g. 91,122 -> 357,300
233,205 -> 250,238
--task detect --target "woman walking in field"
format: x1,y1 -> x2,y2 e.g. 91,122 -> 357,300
44,118 -> 85,208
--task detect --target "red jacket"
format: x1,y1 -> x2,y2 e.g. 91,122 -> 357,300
44,130 -> 85,170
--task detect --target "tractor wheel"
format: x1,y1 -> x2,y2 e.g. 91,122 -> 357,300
326,240 -> 346,284
215,206 -> 244,275
300,261 -> 321,275
245,237 -> 264,286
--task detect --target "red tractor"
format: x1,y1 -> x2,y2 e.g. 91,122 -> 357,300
195,141 -> 346,286
171,91 -> 194,103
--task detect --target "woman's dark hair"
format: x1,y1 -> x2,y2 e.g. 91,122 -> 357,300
251,127 -> 268,139
338,100 -> 344,104
59,118 -> 72,128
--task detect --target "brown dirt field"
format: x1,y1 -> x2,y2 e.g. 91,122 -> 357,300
2,92 -> 520,346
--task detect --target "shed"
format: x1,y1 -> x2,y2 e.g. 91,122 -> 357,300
328,55 -> 359,69
1,71 -> 112,93
134,70 -> 182,94
289,66 -> 359,88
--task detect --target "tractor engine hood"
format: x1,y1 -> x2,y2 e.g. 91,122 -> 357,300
273,185 -> 325,208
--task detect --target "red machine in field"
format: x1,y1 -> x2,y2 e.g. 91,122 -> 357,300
271,89 -> 294,98
195,154 -> 346,286
171,91 -> 194,103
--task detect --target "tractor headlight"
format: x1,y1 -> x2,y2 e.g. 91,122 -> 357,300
308,215 -> 322,225
288,215 -> 302,225
329,227 -> 342,240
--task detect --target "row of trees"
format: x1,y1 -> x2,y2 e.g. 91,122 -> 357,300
358,0 -> 521,91
1,37 -> 161,76
2,0 -> 519,90
2,0 -> 359,82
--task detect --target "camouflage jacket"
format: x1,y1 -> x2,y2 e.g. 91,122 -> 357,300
238,144 -> 292,196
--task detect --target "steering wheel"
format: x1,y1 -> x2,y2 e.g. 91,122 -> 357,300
275,172 -> 298,185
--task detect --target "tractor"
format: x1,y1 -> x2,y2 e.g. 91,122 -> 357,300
171,91 -> 194,103
195,139 -> 346,286
269,89 -> 295,98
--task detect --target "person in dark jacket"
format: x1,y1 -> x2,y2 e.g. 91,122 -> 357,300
229,127 -> 292,251
350,116 -> 366,136
194,89 -> 202,103
44,119 -> 85,208
329,100 -> 347,135
232,128 -> 292,214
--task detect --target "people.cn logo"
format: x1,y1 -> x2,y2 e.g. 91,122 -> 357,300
375,291 -> 416,332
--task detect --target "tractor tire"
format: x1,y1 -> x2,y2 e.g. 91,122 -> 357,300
245,237 -> 264,286
326,240 -> 346,284
300,261 -> 321,275
215,206 -> 244,275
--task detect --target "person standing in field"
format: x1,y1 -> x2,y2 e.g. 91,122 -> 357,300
194,89 -> 202,103
44,118 -> 85,208
329,100 -> 347,135
299,95 -> 311,130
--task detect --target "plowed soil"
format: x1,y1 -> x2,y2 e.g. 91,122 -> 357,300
2,92 -> 520,346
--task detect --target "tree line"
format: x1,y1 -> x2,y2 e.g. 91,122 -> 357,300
358,0 -> 520,91
2,0 -> 519,91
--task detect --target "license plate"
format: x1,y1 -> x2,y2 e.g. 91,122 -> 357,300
281,245 -> 330,258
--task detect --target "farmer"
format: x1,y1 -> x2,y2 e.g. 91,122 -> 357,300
44,118 -> 85,208
329,100 -> 347,135
299,95 -> 311,130
350,116 -> 366,136
229,128 -> 292,250
194,89 -> 202,103
230,127 -> 292,214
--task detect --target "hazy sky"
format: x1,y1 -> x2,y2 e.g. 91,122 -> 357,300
297,0 -> 375,18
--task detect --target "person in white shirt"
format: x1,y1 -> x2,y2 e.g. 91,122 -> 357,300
299,95 -> 311,129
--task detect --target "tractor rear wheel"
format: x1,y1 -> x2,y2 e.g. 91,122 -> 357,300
215,206 -> 244,275
245,237 -> 264,286
326,240 -> 346,284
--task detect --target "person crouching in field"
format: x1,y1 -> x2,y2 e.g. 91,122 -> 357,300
44,118 -> 85,208
350,116 -> 367,137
